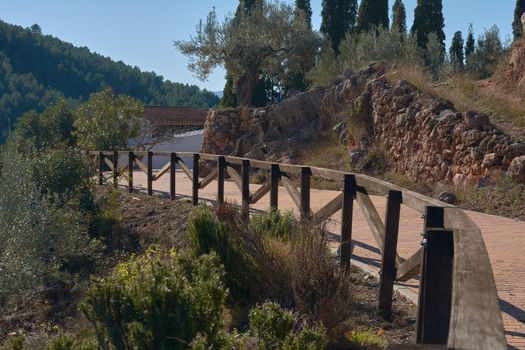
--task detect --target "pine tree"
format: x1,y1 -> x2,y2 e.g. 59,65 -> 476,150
356,0 -> 389,32
513,0 -> 525,41
449,31 -> 465,70
465,24 -> 476,69
411,0 -> 445,50
295,0 -> 312,28
391,0 -> 406,34
321,0 -> 358,54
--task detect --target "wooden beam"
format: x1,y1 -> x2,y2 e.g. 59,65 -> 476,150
270,164 -> 280,210
104,157 -> 114,171
300,167 -> 311,221
147,152 -> 153,196
192,153 -> 200,206
199,168 -> 218,189
178,158 -> 193,182
98,151 -> 104,185
170,153 -> 176,200
226,166 -> 243,192
396,248 -> 423,281
250,180 -> 271,204
152,161 -> 171,181
134,157 -> 149,175
241,159 -> 250,221
341,174 -> 356,268
128,152 -> 134,193
281,175 -> 301,211
312,193 -> 343,226
378,190 -> 402,321
217,156 -> 226,204
355,189 -> 386,251
112,151 -> 118,188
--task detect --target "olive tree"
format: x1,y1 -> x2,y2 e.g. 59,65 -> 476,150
175,1 -> 319,106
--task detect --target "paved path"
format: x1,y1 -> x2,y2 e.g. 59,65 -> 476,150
117,171 -> 525,349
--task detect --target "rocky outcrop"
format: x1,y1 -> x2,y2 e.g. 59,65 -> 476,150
202,64 -> 525,186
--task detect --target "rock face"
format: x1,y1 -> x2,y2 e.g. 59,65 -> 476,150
202,64 -> 525,185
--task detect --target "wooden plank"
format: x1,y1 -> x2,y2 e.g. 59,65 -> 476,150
128,152 -> 134,193
250,180 -> 271,204
341,174 -> 356,267
112,151 -> 118,188
152,162 -> 171,181
300,167 -> 311,221
378,190 -> 402,321
199,168 -> 218,189
134,158 -> 149,174
270,164 -> 280,210
310,166 -> 347,181
217,156 -> 226,204
178,158 -> 193,182
281,175 -> 301,211
192,154 -> 200,206
147,152 -> 153,196
226,166 -> 244,192
444,208 -> 506,350
104,157 -> 114,171
98,151 -> 104,185
199,153 -> 220,161
396,248 -> 423,282
312,193 -> 343,226
241,159 -> 250,221
355,189 -> 386,252
170,153 -> 176,200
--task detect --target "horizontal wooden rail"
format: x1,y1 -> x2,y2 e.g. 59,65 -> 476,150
88,150 -> 506,349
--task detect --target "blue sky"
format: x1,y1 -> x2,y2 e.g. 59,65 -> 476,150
0,1 -> 515,92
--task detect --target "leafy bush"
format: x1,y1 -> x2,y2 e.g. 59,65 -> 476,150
80,249 -> 227,350
346,330 -> 387,349
248,209 -> 295,241
0,147 -> 100,302
187,205 -> 263,305
353,147 -> 390,176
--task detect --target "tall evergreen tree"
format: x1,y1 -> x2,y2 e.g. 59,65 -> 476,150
449,31 -> 465,70
513,0 -> 525,41
391,0 -> 407,34
295,0 -> 312,28
321,0 -> 358,54
411,0 -> 445,50
221,75 -> 238,108
356,0 -> 389,32
465,24 -> 476,68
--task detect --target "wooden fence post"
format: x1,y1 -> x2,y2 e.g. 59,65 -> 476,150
242,159 -> 250,221
98,151 -> 104,185
270,164 -> 280,210
170,152 -> 177,200
378,190 -> 402,320
341,174 -> 356,267
147,151 -> 153,196
112,151 -> 118,188
192,153 -> 200,206
300,167 -> 311,221
416,206 -> 454,345
128,151 -> 134,193
217,156 -> 226,205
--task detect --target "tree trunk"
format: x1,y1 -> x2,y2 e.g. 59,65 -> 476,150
236,74 -> 257,106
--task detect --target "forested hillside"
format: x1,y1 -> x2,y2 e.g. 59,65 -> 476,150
0,20 -> 219,140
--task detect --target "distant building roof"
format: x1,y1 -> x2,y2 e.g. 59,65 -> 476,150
143,106 -> 209,126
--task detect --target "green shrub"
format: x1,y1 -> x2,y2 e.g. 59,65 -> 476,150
187,205 -> 262,305
248,209 -> 295,241
346,330 -> 387,349
0,335 -> 25,350
80,249 -> 227,350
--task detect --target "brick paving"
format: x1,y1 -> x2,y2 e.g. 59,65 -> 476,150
117,171 -> 525,349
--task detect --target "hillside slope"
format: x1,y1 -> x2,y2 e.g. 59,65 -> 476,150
0,20 -> 219,140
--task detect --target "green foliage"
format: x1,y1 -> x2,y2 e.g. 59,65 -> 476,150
424,32 -> 446,77
221,75 -> 238,108
391,0 -> 407,34
0,20 -> 219,141
81,249 -> 227,350
450,31 -> 465,71
248,209 -> 294,241
306,43 -> 339,87
513,0 -> 525,41
295,0 -> 312,29
249,301 -> 327,350
465,24 -> 476,69
0,146 -> 100,302
346,330 -> 387,349
74,88 -> 142,150
14,99 -> 76,151
320,0 -> 358,54
176,0 -> 318,106
356,0 -> 389,32
353,147 -> 390,176
187,206 -> 262,305
46,332 -> 97,350
469,25 -> 505,79
0,335 -> 25,350
411,0 -> 445,51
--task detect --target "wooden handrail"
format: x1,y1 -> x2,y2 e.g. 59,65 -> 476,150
88,150 -> 506,349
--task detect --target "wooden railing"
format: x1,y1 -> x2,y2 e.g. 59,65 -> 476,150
89,150 -> 506,349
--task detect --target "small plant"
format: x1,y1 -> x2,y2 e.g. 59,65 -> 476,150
346,330 -> 387,350
80,249 -> 227,350
249,209 -> 295,241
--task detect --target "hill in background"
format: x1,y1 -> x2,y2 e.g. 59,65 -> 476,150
0,20 -> 220,141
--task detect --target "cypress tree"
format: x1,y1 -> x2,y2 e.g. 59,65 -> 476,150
295,0 -> 312,28
321,0 -> 358,54
391,0 -> 407,34
449,31 -> 465,70
465,24 -> 476,68
356,0 -> 389,32
513,0 -> 525,41
221,75 -> 238,108
411,0 -> 445,50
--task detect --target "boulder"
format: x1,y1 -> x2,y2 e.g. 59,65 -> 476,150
507,156 -> 525,183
